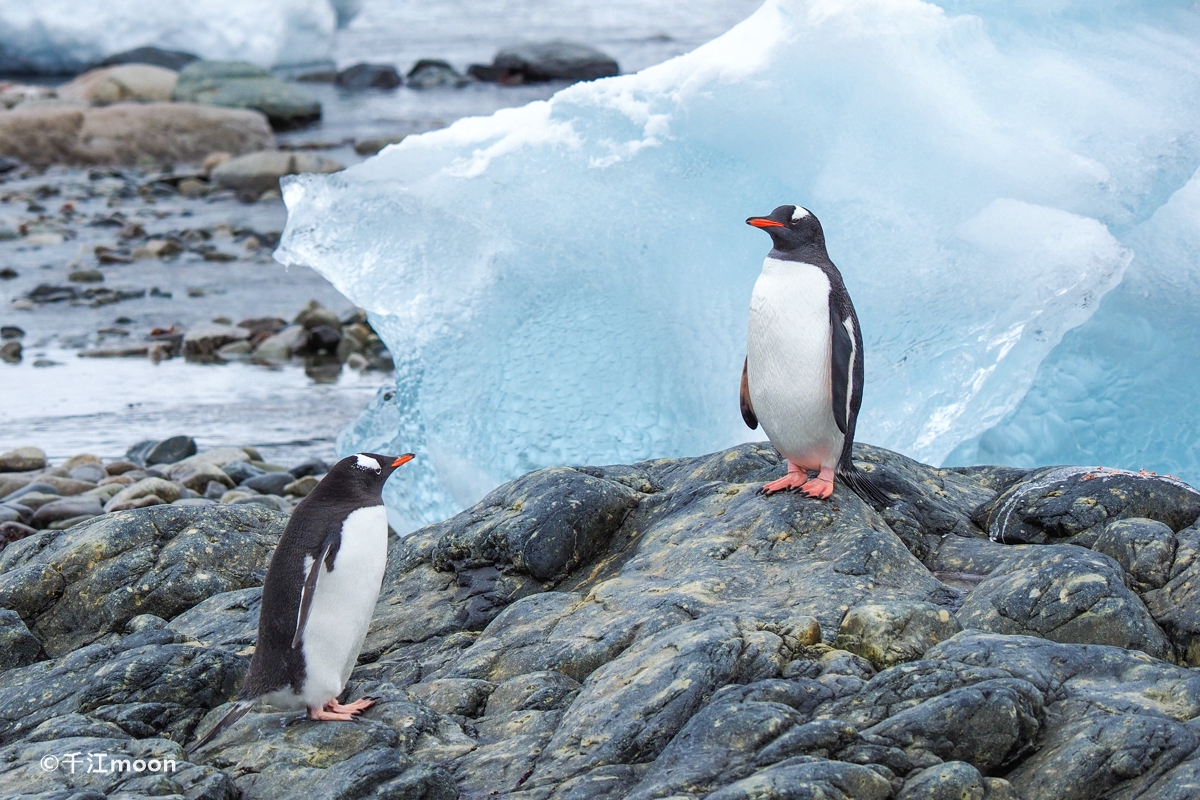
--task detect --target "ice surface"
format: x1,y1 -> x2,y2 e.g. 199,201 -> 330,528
0,0 -> 343,73
277,0 -> 1200,531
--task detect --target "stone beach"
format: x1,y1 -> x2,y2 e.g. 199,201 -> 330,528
1,441 -> 1200,798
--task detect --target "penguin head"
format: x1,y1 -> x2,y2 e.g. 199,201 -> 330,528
320,452 -> 415,499
746,205 -> 827,256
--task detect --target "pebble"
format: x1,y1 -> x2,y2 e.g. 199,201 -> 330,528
68,269 -> 104,283
0,446 -> 47,472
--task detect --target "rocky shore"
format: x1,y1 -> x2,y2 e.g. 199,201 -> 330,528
2,441 -> 1200,798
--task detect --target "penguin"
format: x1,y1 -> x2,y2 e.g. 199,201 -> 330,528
189,452 -> 414,751
741,204 -> 888,505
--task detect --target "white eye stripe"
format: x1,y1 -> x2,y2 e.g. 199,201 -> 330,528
791,206 -> 811,221
355,454 -> 381,471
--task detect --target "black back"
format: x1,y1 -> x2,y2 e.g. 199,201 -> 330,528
747,205 -> 867,474
240,452 -> 408,699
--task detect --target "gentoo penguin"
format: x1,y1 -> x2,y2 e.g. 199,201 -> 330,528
190,452 -> 414,751
741,205 -> 887,504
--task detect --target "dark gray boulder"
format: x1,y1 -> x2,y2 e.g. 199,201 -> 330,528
469,40 -> 619,84
956,545 -> 1171,658
173,60 -> 321,130
406,59 -> 469,89
336,62 -> 402,90
0,504 -> 286,656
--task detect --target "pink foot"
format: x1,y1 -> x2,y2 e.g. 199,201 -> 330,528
308,707 -> 356,721
760,460 -> 811,495
325,697 -> 375,715
799,467 -> 835,499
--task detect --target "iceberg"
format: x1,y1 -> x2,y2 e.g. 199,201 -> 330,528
0,0 -> 346,74
277,0 -> 1200,532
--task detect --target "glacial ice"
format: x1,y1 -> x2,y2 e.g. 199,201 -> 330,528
0,0 -> 349,74
277,0 -> 1200,531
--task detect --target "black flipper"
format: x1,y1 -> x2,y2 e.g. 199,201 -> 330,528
188,699 -> 255,753
292,540 -> 334,649
830,305 -> 852,436
740,356 -> 758,430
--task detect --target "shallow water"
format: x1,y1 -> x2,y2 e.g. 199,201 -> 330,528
1,0 -> 762,467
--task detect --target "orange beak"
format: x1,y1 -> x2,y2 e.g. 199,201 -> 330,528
392,454 -> 415,467
747,217 -> 785,228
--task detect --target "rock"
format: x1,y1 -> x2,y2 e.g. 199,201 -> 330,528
0,504 -> 287,656
0,447 -> 45,472
706,759 -> 893,800
252,323 -> 307,359
287,458 -> 329,478
957,545 -> 1172,659
0,102 -> 273,167
144,435 -> 198,466
94,45 -> 200,71
304,324 -> 342,354
469,40 -> 619,84
174,447 -> 251,470
0,609 -> 41,670
1143,525 -> 1200,664
173,60 -> 322,130
67,463 -> 106,484
168,460 -> 235,493
241,472 -> 293,496
354,134 -> 406,155
222,460 -> 265,484
283,475 -> 319,497
105,460 -> 140,475
975,465 -> 1200,544
0,521 -> 35,547
408,678 -> 496,717
182,322 -> 250,359
406,59 -> 468,89
295,299 -> 342,330
228,494 -> 292,514
336,62 -> 402,90
56,64 -> 178,105
0,341 -> 19,363
103,477 -> 183,512
1091,517 -> 1176,591
0,325 -> 23,339
210,149 -> 343,195
67,268 -> 104,282
898,761 -> 986,800
835,601 -> 963,670
29,495 -> 104,528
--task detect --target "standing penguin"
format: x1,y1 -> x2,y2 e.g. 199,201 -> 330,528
741,205 -> 888,504
190,452 -> 414,751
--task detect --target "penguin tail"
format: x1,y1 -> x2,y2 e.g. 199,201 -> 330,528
188,699 -> 255,754
840,465 -> 891,507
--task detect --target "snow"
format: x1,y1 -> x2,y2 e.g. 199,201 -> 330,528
0,0 -> 348,73
277,0 -> 1200,532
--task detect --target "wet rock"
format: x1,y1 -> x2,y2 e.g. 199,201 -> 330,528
975,465 -> 1200,544
0,504 -> 286,656
0,102 -> 274,167
469,40 -> 619,84
897,761 -> 985,800
95,46 -> 200,71
57,64 -> 179,106
103,477 -> 183,511
145,435 -> 198,466
336,62 -> 402,90
835,601 -> 963,670
0,609 -> 41,670
173,60 -> 322,130
29,494 -> 104,528
0,325 -> 23,339
303,323 -> 342,354
241,472 -> 293,496
253,323 -> 307,359
0,447 -> 46,472
406,59 -> 468,89
353,134 -> 406,155
169,460 -> 236,493
210,149 -> 343,195
1091,517 -> 1176,591
957,545 -> 1171,658
183,322 -> 251,359
0,341 -> 19,363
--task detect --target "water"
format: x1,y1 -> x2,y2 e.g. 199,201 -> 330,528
1,0 -> 763,467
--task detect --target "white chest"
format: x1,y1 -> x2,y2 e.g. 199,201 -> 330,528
299,504 -> 389,705
746,258 -> 843,467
